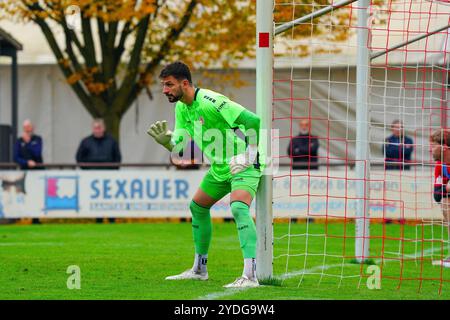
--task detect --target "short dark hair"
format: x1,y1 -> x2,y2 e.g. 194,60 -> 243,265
391,119 -> 402,127
159,61 -> 192,84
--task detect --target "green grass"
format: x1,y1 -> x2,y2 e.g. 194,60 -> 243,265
0,222 -> 449,300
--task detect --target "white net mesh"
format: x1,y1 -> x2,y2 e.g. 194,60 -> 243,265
272,0 -> 450,293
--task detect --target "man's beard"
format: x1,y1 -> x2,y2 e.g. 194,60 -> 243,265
166,90 -> 183,103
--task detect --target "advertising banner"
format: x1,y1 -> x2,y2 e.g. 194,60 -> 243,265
0,170 -> 443,219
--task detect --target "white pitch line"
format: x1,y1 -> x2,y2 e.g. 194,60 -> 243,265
198,263 -> 351,300
280,263 -> 354,279
374,246 -> 445,264
197,246 -> 447,300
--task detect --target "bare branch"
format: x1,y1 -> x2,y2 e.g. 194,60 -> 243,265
112,14 -> 151,113
81,14 -> 97,69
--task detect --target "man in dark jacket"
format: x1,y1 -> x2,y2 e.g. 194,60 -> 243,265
13,119 -> 43,170
76,118 -> 122,170
384,119 -> 414,170
287,119 -> 320,170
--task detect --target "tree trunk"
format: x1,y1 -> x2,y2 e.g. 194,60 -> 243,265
103,111 -> 121,143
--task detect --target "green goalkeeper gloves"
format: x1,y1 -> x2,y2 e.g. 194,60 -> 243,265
147,120 -> 174,151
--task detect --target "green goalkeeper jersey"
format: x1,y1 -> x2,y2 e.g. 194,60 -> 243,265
172,88 -> 251,181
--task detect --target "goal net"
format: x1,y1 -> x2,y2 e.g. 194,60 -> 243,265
267,0 -> 450,293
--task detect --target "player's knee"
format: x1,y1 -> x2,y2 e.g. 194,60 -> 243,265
190,200 -> 210,219
230,201 -> 250,221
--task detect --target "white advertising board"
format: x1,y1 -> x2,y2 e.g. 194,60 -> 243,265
0,169 -> 443,220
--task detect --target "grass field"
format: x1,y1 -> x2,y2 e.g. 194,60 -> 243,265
0,221 -> 449,300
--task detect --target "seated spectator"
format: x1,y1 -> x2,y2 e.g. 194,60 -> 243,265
13,119 -> 43,170
287,119 -> 320,170
384,119 -> 414,170
76,118 -> 121,170
170,139 -> 203,170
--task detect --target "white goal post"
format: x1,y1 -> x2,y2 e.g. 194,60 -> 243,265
255,0 -> 274,281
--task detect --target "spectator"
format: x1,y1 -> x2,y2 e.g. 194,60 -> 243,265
287,119 -> 320,170
76,118 -> 121,170
384,119 -> 414,170
170,139 -> 203,170
13,119 -> 43,170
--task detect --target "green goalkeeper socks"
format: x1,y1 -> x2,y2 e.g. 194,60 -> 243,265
190,200 -> 256,263
190,200 -> 212,255
230,201 -> 257,259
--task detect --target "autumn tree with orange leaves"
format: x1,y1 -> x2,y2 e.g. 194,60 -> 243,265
0,0 -> 385,140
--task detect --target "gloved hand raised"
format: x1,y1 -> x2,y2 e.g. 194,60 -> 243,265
147,120 -> 174,151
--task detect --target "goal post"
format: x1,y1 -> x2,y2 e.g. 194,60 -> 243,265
354,0 -> 371,263
256,0 -> 274,281
274,0 -> 358,36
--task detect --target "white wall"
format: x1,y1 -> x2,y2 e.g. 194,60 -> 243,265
0,65 -> 447,165
0,66 -> 257,164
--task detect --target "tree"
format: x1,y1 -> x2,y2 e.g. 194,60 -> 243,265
0,0 -> 384,140
0,0 -> 256,140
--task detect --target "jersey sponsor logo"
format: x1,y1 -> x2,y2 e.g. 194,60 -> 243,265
203,95 -> 217,104
436,175 -> 443,184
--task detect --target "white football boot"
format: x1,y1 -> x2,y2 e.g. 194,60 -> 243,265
223,275 -> 259,288
165,269 -> 208,281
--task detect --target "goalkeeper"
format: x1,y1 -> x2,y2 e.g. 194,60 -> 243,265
147,61 -> 262,288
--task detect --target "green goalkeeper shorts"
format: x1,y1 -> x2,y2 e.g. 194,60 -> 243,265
199,166 -> 262,200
